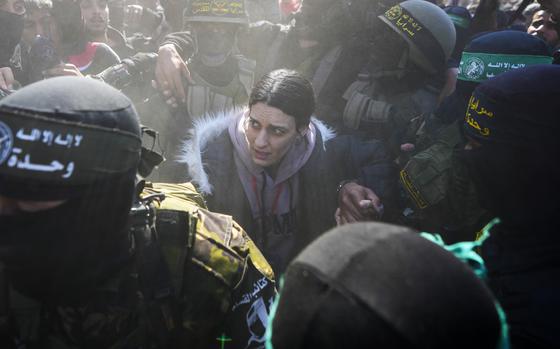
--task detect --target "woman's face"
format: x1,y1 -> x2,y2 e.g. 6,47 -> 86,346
244,102 -> 301,169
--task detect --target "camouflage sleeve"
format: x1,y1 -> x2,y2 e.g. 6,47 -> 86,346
220,220 -> 276,349
178,208 -> 276,349
144,182 -> 276,349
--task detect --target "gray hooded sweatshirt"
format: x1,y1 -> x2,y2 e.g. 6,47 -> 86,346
228,110 -> 316,271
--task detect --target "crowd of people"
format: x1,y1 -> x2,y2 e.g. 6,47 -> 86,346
0,0 -> 559,347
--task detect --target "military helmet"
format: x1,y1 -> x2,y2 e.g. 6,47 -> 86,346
269,222 -> 503,349
379,0 -> 456,74
183,0 -> 249,25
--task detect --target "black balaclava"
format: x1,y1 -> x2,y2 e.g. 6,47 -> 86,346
0,77 -> 142,303
462,65 -> 560,230
270,222 -> 501,349
435,30 -> 552,125
193,24 -> 238,67
0,10 -> 24,66
368,19 -> 409,71
195,26 -> 236,56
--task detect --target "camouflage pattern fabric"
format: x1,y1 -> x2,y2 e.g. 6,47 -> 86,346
0,182 -> 275,349
398,122 -> 490,242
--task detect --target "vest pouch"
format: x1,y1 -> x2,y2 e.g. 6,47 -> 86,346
400,142 -> 454,209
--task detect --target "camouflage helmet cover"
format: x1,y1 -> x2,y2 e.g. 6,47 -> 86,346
184,0 -> 249,24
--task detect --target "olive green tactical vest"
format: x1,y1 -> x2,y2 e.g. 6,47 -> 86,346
399,122 -> 488,240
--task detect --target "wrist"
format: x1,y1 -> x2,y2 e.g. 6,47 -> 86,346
337,179 -> 358,194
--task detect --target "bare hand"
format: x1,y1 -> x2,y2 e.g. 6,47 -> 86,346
154,44 -> 192,107
336,182 -> 383,225
43,63 -> 84,78
0,67 -> 15,90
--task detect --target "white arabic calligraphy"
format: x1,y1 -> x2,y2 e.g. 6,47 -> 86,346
16,128 -> 83,148
231,277 -> 269,312
16,128 -> 41,141
7,148 -> 75,179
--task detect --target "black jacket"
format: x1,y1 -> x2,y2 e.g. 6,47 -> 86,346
182,112 -> 397,272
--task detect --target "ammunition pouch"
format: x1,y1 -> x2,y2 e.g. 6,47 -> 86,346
399,123 -> 463,209
400,142 -> 453,209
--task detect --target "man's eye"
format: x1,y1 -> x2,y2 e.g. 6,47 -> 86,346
272,128 -> 286,135
533,20 -> 544,27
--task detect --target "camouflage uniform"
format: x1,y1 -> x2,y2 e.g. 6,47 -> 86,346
0,182 -> 276,349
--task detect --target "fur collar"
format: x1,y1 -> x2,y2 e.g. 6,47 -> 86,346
178,108 -> 336,195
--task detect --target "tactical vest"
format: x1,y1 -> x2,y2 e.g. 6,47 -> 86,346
0,182 -> 275,349
398,122 -> 489,241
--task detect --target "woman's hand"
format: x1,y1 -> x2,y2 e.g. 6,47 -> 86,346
336,182 -> 384,225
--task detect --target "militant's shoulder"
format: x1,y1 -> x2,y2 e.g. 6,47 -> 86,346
143,181 -> 207,211
193,206 -> 275,283
143,182 -> 274,287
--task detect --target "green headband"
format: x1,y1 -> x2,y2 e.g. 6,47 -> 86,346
447,13 -> 470,29
458,52 -> 552,82
0,111 -> 141,185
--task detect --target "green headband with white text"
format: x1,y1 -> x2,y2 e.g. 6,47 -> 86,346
458,52 -> 552,82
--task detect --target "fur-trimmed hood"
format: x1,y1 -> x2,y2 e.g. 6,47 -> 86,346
178,108 -> 336,195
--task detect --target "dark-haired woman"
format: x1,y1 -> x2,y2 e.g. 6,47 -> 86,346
181,69 -> 396,274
